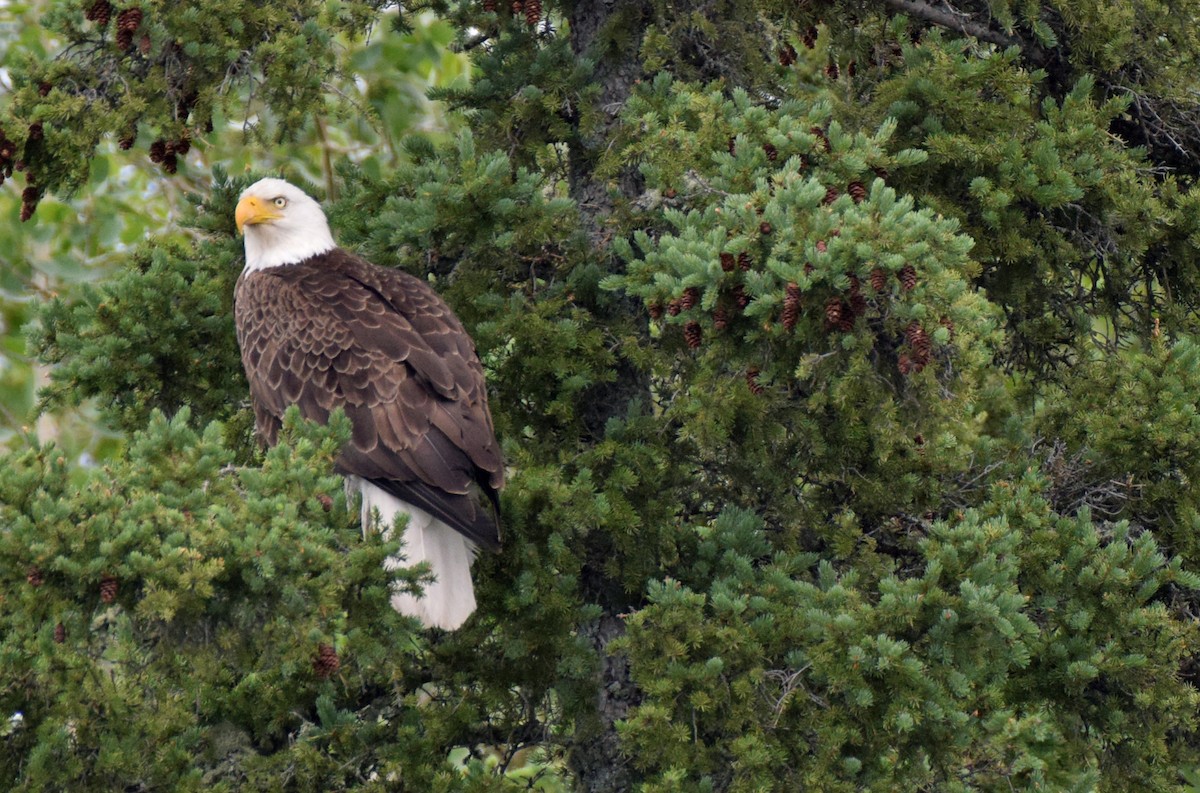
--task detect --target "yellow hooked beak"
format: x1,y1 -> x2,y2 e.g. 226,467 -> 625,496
235,195 -> 282,235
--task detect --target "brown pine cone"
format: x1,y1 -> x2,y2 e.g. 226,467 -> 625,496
782,283 -> 802,331
815,239 -> 827,253
802,26 -> 818,49
712,305 -> 729,331
316,493 -> 334,512
54,622 -> 66,644
118,132 -> 135,150
680,286 -> 701,311
99,575 -> 118,604
115,8 -> 142,50
872,165 -> 889,180
720,252 -> 736,272
38,81 -> 52,97
822,185 -> 839,206
148,138 -> 166,163
27,567 -> 44,587
848,276 -> 867,317
162,152 -> 178,174
524,0 -> 541,26
810,126 -> 830,152
732,284 -> 749,309
869,267 -> 888,293
847,181 -> 867,203
648,301 -> 664,320
778,45 -> 797,66
906,321 -> 931,364
824,60 -> 839,80
174,135 -> 191,156
823,296 -> 843,331
667,299 -> 682,317
484,0 -> 497,10
898,264 -> 917,291
85,0 -> 113,25
763,142 -> 778,161
728,136 -> 737,155
20,186 -> 38,222
746,367 -> 765,395
510,0 -> 523,14
313,643 -> 340,679
939,315 -> 955,341
738,251 -> 752,271
684,321 -> 702,349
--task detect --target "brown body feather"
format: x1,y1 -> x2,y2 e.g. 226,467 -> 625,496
234,248 -> 503,550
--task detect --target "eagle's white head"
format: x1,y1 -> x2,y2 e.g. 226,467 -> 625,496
235,178 -> 336,272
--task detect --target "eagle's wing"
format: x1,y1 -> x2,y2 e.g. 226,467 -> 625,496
234,252 -> 502,549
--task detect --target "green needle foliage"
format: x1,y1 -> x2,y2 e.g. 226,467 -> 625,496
7,0 -> 1200,790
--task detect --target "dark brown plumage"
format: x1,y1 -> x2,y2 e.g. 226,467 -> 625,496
234,248 -> 503,550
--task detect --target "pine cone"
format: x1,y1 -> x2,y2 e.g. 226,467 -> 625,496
20,186 -> 38,222
763,142 -> 778,161
898,352 -> 913,375
99,575 -> 118,604
316,493 -> 333,512
759,221 -> 772,236
738,251 -> 751,271
648,301 -> 664,320
85,0 -> 113,25
847,181 -> 867,203
148,138 -> 166,163
115,8 -> 142,50
906,321 -> 931,364
822,185 -> 839,206
720,252 -> 736,272
869,267 -> 888,293
680,286 -> 701,311
483,0 -> 496,10
732,284 -> 749,309
313,643 -> 340,679
684,321 -> 702,349
872,165 -> 889,180
118,132 -> 135,150
810,126 -> 830,152
823,295 -> 843,331
824,60 -> 839,80
138,33 -> 151,55
746,367 -> 765,395
778,45 -> 797,66
28,122 -> 44,142
510,0 -> 523,14
848,276 -> 867,317
847,60 -> 857,78
898,264 -> 917,291
524,0 -> 541,26
162,152 -> 178,174
174,135 -> 191,156
815,239 -> 827,253
802,26 -> 818,48
728,136 -> 736,156
54,622 -> 66,644
712,305 -> 729,331
782,283 -> 801,331
27,567 -> 44,587
38,81 -> 52,97
939,315 -> 955,341
667,299 -> 682,317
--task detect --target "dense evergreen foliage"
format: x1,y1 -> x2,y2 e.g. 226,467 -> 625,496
6,0 -> 1200,789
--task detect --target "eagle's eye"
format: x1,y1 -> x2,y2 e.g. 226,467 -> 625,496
273,197 -> 288,208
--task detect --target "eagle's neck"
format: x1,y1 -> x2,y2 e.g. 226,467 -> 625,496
243,225 -> 336,272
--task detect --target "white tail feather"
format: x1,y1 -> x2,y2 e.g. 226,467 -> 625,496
349,476 -> 479,630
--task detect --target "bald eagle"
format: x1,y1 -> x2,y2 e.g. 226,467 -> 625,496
233,178 -> 503,630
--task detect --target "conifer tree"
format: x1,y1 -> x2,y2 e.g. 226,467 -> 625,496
6,0 -> 1200,791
